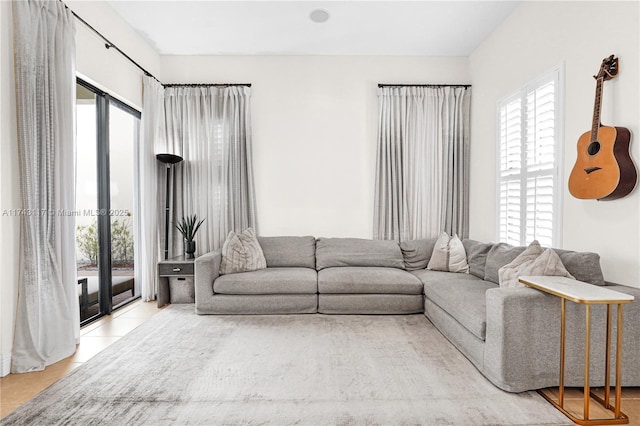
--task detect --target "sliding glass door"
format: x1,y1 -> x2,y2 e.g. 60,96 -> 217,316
76,79 -> 140,324
108,102 -> 139,313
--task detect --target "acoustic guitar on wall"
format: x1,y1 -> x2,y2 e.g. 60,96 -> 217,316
568,55 -> 637,200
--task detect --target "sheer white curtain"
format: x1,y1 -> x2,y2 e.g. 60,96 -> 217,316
11,0 -> 78,373
163,86 -> 257,255
374,86 -> 470,242
137,77 -> 165,301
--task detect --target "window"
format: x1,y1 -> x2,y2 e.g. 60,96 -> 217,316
497,66 -> 563,247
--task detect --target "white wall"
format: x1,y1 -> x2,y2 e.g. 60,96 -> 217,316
0,1 -> 160,377
66,0 -> 161,109
161,56 -> 471,238
469,1 -> 640,287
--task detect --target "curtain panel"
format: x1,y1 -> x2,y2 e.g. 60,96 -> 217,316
137,77 -> 165,301
373,86 -> 470,243
11,0 -> 78,373
163,86 -> 258,255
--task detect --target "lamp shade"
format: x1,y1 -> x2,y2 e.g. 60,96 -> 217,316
156,153 -> 183,164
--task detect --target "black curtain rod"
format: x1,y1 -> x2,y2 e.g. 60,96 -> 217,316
164,83 -> 252,88
64,2 -> 250,89
65,5 -> 161,83
378,84 -> 471,88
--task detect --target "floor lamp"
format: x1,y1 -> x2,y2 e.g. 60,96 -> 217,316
156,153 -> 183,260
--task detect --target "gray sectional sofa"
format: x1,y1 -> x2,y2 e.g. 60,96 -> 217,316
194,235 -> 640,393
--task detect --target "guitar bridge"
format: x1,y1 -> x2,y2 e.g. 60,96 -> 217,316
584,167 -> 602,174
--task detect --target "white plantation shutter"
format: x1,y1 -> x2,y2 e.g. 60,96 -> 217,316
497,66 -> 563,247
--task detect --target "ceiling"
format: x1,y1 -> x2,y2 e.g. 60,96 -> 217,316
107,1 -> 521,56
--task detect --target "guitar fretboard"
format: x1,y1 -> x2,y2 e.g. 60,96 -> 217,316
591,77 -> 604,142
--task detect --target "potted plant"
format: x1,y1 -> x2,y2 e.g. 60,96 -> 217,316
175,214 -> 205,258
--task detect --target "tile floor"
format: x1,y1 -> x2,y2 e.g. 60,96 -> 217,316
0,300 -> 162,418
539,387 -> 640,425
1,302 -> 639,425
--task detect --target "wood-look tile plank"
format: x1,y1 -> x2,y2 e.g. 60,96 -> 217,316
82,318 -> 146,337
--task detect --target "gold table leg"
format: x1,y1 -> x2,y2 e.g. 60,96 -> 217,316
605,305 -> 611,408
585,304 -> 591,420
615,304 -> 623,417
559,298 -> 565,407
538,301 -> 629,425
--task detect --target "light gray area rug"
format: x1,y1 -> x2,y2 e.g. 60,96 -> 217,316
3,305 -> 570,425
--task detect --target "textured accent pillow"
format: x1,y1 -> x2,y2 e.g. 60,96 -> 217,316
427,232 -> 469,273
220,228 -> 267,275
499,244 -> 574,288
498,240 -> 543,287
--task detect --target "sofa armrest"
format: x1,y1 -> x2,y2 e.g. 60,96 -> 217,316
195,250 -> 222,314
483,286 -> 561,392
484,283 -> 640,392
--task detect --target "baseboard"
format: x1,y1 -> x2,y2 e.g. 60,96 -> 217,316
1,353 -> 11,377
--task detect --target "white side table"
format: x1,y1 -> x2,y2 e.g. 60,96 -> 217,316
519,276 -> 634,425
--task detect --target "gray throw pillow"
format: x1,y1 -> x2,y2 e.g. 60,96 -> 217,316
462,239 -> 493,279
484,243 -> 526,284
220,228 -> 267,275
553,249 -> 606,286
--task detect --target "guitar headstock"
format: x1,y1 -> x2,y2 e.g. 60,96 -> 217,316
594,55 -> 619,81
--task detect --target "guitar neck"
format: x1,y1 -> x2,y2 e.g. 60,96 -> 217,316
591,77 -> 604,142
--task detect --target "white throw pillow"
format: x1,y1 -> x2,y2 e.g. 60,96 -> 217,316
499,241 -> 574,288
427,232 -> 469,273
498,240 -> 543,288
220,228 -> 267,275
521,248 -> 575,280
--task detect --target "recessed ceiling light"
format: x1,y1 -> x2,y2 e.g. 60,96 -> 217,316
310,9 -> 330,24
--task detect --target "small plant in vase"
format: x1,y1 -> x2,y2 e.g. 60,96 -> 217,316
175,215 -> 205,259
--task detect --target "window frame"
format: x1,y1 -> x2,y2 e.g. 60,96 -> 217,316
495,64 -> 565,248
76,77 -> 141,326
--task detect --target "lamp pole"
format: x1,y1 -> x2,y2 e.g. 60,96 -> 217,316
156,153 -> 183,259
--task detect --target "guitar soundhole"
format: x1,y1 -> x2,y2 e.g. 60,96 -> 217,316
587,141 -> 601,156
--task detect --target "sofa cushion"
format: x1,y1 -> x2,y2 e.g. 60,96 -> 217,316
220,228 -> 267,275
462,239 -> 493,279
413,269 -> 495,340
318,267 -> 423,294
399,238 -> 437,271
554,249 -> 605,286
257,236 -> 316,269
214,267 -> 317,294
315,238 -> 405,271
484,243 -> 526,284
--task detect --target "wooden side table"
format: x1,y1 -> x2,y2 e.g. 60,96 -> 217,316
519,276 -> 634,425
157,255 -> 195,307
